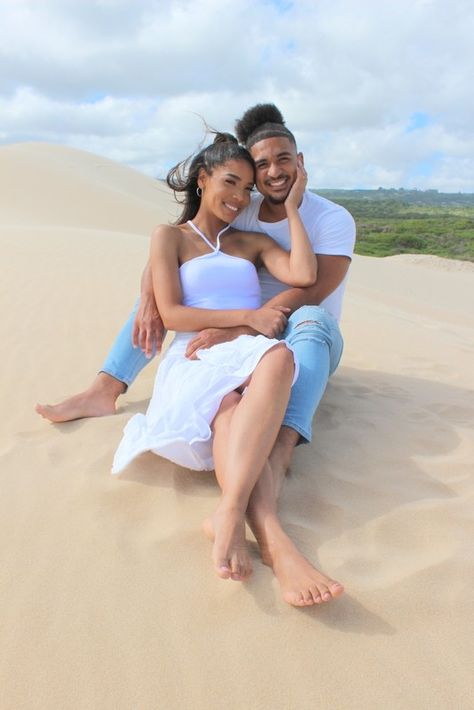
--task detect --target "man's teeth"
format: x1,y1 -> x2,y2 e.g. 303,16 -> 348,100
225,203 -> 238,211
270,179 -> 286,187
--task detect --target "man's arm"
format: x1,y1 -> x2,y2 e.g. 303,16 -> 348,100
263,254 -> 351,312
184,254 -> 350,358
131,259 -> 166,358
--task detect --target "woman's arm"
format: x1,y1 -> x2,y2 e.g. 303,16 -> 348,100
257,160 -> 317,287
150,225 -> 263,332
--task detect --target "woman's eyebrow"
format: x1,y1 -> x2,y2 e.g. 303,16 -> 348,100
224,172 -> 254,187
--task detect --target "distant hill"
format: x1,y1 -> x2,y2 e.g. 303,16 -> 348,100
314,188 -> 474,208
311,189 -> 474,261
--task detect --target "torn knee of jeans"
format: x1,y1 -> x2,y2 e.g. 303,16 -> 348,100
295,320 -> 319,328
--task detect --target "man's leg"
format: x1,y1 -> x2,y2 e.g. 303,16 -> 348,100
36,300 -> 154,422
270,305 -> 343,488
246,306 -> 345,605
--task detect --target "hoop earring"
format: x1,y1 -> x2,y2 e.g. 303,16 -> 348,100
196,187 -> 202,197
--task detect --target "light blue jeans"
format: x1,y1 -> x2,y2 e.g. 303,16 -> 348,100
101,302 -> 343,444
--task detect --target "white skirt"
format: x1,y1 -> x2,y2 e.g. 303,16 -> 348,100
112,333 -> 298,473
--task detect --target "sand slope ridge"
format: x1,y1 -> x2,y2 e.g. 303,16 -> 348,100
1,143 -> 473,710
0,141 -> 175,231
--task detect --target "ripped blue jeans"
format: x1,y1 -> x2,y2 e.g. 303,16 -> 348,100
281,305 -> 343,443
101,302 -> 343,443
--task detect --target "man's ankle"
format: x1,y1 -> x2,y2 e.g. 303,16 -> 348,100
93,372 -> 127,397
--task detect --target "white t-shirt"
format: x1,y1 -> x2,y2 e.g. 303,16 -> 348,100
232,190 -> 356,322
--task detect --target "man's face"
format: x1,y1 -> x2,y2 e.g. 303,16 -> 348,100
250,136 -> 300,204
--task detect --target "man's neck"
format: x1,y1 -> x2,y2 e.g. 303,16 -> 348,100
258,192 -> 305,223
257,198 -> 289,224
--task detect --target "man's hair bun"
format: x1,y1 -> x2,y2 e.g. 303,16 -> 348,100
235,103 -> 296,149
235,104 -> 285,145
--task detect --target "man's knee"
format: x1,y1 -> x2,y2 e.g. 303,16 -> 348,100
287,306 -> 336,349
290,305 -> 328,329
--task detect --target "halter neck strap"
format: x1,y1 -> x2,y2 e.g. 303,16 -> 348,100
187,220 -> 231,252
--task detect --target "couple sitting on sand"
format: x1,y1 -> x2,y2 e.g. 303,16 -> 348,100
37,104 -> 355,607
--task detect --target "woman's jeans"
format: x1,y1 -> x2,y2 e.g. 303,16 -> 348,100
101,303 -> 343,444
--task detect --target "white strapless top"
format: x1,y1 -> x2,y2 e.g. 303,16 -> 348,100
179,221 -> 261,310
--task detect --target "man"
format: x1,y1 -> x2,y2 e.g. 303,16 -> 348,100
37,104 -> 355,606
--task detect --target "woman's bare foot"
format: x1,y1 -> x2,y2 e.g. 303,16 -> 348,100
262,535 -> 344,607
35,373 -> 125,423
203,508 -> 252,582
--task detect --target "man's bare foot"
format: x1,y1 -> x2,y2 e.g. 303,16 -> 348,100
262,535 -> 344,607
203,508 -> 252,582
35,391 -> 115,422
35,374 -> 125,423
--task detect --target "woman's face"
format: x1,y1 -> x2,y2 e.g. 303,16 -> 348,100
198,159 -> 255,223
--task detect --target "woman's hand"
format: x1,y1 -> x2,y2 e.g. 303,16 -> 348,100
246,306 -> 291,338
284,157 -> 307,213
132,294 -> 165,358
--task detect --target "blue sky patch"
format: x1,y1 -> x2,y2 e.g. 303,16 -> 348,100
409,151 -> 443,178
407,112 -> 432,132
82,91 -> 108,105
266,0 -> 294,13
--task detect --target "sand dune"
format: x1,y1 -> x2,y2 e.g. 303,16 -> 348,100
1,143 -> 473,710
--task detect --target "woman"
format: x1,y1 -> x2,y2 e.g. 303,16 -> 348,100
113,132 -> 317,583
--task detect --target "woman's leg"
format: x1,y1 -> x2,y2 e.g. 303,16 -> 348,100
243,306 -> 344,606
246,464 -> 345,607
207,343 -> 295,581
207,391 -> 250,581
210,391 -> 344,604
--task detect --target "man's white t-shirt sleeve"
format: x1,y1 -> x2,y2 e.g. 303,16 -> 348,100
313,209 -> 356,259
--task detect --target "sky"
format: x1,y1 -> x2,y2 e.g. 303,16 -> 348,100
1,0 -> 473,191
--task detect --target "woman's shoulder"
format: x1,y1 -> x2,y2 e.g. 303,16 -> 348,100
151,223 -> 184,240
150,223 -> 184,258
151,223 -> 186,248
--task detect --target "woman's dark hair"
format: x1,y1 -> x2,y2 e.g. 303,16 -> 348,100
235,103 -> 296,150
166,132 -> 255,224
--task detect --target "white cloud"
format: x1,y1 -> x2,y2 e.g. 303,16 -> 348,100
0,0 -> 472,191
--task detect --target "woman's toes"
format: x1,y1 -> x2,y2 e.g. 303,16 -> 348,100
216,561 -> 232,579
230,557 -> 252,581
230,561 -> 243,580
310,586 -> 323,604
329,582 -> 345,597
304,592 -> 315,606
316,585 -> 331,602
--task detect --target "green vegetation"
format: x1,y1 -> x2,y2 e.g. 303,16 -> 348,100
314,188 -> 474,261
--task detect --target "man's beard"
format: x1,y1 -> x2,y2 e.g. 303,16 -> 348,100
266,193 -> 289,205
